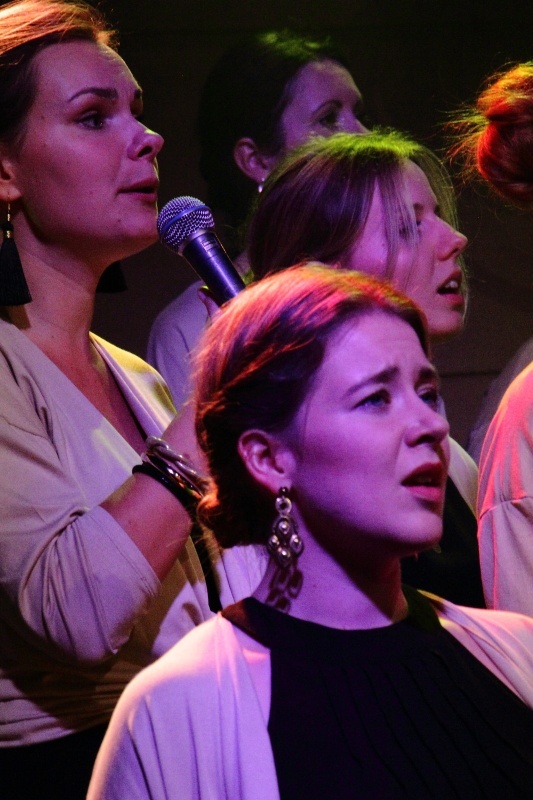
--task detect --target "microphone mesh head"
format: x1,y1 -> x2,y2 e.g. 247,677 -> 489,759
157,196 -> 215,252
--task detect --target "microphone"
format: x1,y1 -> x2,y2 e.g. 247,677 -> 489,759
157,196 -> 245,306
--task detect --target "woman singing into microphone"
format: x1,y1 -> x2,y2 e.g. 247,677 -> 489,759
0,3 -> 262,797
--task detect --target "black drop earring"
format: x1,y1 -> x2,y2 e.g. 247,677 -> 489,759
0,203 -> 31,306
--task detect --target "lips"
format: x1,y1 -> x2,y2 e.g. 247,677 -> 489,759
437,271 -> 462,296
402,462 -> 446,504
121,178 -> 159,196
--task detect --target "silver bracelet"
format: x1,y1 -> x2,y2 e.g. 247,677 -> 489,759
142,436 -> 208,495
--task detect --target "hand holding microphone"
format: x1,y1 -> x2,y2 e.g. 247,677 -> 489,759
157,196 -> 245,306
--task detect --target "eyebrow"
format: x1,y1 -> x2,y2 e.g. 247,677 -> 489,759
343,364 -> 439,398
344,366 -> 398,397
419,365 -> 440,385
68,86 -> 143,103
412,194 -> 438,214
315,88 -> 363,111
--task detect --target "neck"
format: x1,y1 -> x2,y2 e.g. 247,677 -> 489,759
253,538 -> 408,630
6,243 -> 101,358
233,250 -> 252,279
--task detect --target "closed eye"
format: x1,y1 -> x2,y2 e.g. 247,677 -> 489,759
399,219 -> 420,239
131,97 -> 144,121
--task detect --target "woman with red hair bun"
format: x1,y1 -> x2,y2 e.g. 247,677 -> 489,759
452,62 -> 533,208
452,62 -> 533,613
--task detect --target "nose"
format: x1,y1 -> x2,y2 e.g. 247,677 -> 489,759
128,124 -> 164,161
340,112 -> 369,135
438,220 -> 468,261
405,397 -> 449,450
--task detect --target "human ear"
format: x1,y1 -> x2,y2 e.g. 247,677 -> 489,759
233,137 -> 278,186
0,149 -> 23,203
237,428 -> 296,495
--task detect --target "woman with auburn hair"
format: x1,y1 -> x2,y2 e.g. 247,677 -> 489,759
90,265 -> 533,800
451,62 -> 533,208
0,2 -> 261,796
451,62 -> 533,614
246,130 -> 483,608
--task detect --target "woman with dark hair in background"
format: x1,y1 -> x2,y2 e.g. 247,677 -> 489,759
146,29 -> 366,408
90,266 -> 533,800
246,130 -> 484,608
452,62 -> 533,614
0,2 -> 262,796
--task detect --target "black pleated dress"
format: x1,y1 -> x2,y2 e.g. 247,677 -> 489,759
223,587 -> 533,799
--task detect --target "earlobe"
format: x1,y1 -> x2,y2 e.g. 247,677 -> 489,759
238,429 -> 295,495
233,137 -> 277,186
0,151 -> 22,204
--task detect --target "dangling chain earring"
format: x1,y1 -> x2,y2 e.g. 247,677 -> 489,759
267,487 -> 304,568
0,202 -> 32,306
266,487 -> 304,612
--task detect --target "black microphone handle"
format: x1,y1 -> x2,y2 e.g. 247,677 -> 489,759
180,230 -> 245,306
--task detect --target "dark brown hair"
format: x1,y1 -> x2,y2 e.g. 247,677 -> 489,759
194,263 -> 428,548
198,29 -> 353,251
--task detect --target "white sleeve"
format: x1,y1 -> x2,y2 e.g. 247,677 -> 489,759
146,281 -> 208,409
0,354 -> 160,665
477,365 -> 533,614
448,436 -> 478,516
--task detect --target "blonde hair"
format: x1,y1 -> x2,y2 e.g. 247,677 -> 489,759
247,130 -> 461,290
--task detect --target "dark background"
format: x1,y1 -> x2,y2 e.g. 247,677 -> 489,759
92,0 -> 533,447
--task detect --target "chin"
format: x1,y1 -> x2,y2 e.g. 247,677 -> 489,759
431,314 -> 465,344
411,528 -> 443,554
400,519 -> 443,553
119,229 -> 159,259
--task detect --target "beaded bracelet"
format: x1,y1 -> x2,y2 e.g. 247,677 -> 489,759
132,462 -> 200,518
